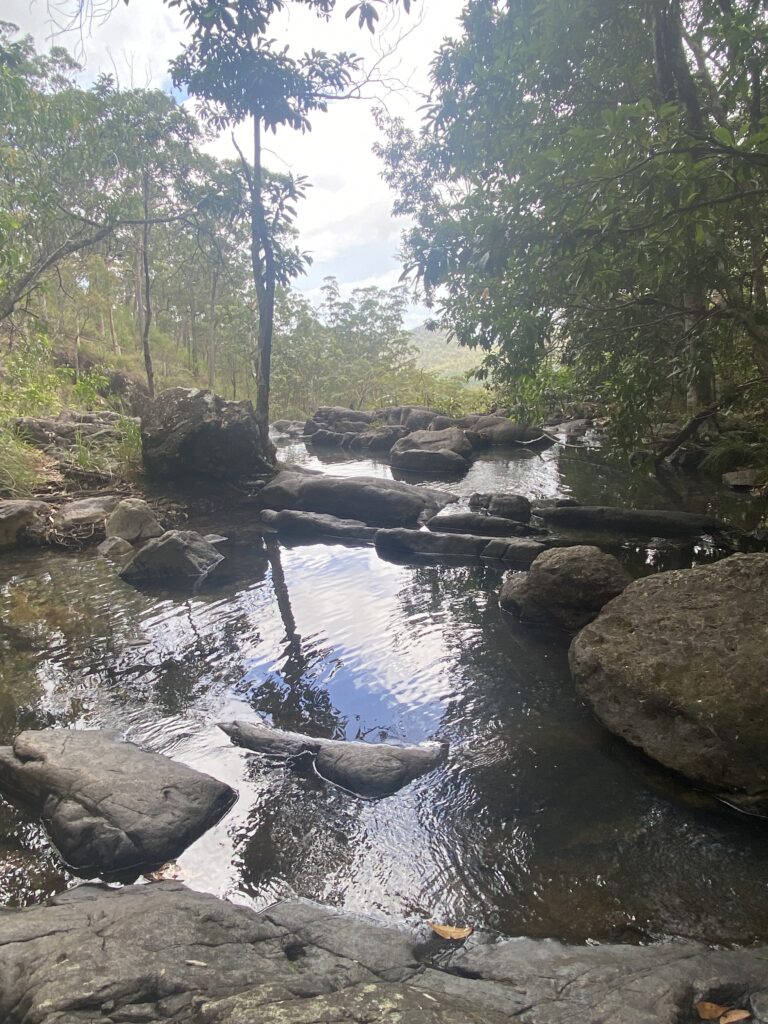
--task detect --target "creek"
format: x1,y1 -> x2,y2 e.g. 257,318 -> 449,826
0,440 -> 766,946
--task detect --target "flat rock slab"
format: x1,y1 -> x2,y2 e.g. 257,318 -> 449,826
53,495 -> 120,534
570,553 -> 768,807
260,509 -> 377,542
0,883 -> 766,1024
220,720 -> 445,798
0,730 -> 236,879
535,504 -> 729,537
120,529 -> 224,582
426,511 -> 542,537
0,499 -> 50,548
259,471 -> 457,527
375,528 -> 545,567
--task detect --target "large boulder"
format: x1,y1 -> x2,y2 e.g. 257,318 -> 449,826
349,424 -> 410,452
220,720 -> 445,798
105,497 -> 163,543
120,529 -> 224,582
0,730 -> 236,879
570,554 -> 768,808
259,471 -> 456,527
0,499 -> 50,548
0,884 -> 765,1024
391,448 -> 470,475
469,491 -> 532,523
141,387 -> 270,481
500,545 -> 632,630
535,504 -> 729,538
471,415 -> 544,446
391,426 -> 473,460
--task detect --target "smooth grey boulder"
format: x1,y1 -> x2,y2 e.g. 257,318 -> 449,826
141,387 -> 271,481
426,511 -> 541,537
391,448 -> 470,474
259,471 -> 456,527
220,720 -> 445,798
535,504 -> 729,537
469,491 -> 532,523
391,426 -> 472,459
0,883 -> 765,1024
570,553 -> 768,808
0,730 -> 236,879
106,497 -> 163,543
53,495 -> 120,535
120,529 -> 224,582
500,545 -> 632,630
349,424 -> 410,452
0,498 -> 49,548
375,528 -> 545,567
260,509 -> 377,542
471,415 -> 545,446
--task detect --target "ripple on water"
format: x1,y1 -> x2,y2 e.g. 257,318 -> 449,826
0,446 -> 766,945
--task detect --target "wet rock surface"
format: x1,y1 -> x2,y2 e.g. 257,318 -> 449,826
500,545 -> 632,630
120,530 -> 224,582
259,471 -> 456,527
570,553 -> 768,806
141,387 -> 270,481
375,527 -> 545,567
426,511 -> 542,537
220,719 -> 445,798
260,509 -> 377,541
0,882 -> 765,1024
0,730 -> 236,879
535,504 -> 729,537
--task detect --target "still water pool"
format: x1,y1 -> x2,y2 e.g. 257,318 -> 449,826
0,442 -> 766,945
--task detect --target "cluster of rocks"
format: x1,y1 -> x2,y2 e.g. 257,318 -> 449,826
1,880 -> 766,1024
12,409 -> 131,449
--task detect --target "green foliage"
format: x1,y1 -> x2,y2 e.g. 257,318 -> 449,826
378,0 -> 768,448
699,431 -> 767,475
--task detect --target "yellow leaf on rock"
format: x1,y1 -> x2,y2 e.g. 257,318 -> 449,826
719,1012 -> 751,1024
429,922 -> 474,940
696,1004 -> 730,1020
144,861 -> 185,882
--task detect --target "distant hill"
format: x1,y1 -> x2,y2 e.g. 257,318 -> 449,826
409,325 -> 482,378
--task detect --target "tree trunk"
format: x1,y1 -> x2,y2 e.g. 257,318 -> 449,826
684,286 -> 715,411
250,116 -> 277,449
141,170 -> 156,399
207,268 -> 219,390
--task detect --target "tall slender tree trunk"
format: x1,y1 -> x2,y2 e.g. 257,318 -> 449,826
207,268 -> 219,389
684,285 -> 714,411
141,169 -> 156,399
250,116 -> 277,449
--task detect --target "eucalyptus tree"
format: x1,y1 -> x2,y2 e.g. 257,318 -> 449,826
167,0 -> 412,444
379,0 -> 768,445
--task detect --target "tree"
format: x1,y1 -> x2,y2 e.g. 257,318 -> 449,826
167,0 -> 412,447
378,0 -> 768,446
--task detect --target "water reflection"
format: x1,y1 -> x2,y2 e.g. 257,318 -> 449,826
0,445 -> 766,946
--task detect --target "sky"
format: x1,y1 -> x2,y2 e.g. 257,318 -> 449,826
6,0 -> 466,325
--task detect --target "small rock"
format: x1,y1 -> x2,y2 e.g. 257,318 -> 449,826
97,536 -> 134,563
53,496 -> 120,535
0,499 -> 50,548
723,468 -> 764,490
120,530 -> 224,582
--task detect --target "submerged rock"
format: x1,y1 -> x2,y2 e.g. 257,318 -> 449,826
0,882 -> 765,1024
141,387 -> 271,481
534,504 -> 729,537
106,497 -> 163,543
260,509 -> 377,541
0,499 -> 49,548
120,529 -> 224,582
97,535 -> 134,563
500,545 -> 632,630
220,720 -> 445,798
259,471 -> 456,527
570,554 -> 768,808
375,528 -> 545,567
0,730 -> 236,879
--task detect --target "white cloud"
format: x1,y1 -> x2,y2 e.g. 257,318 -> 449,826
7,0 -> 465,319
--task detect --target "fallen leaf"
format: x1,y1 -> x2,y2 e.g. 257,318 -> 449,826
696,1004 -> 730,1020
720,1012 -> 751,1024
429,922 -> 474,941
185,959 -> 208,968
144,861 -> 185,882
